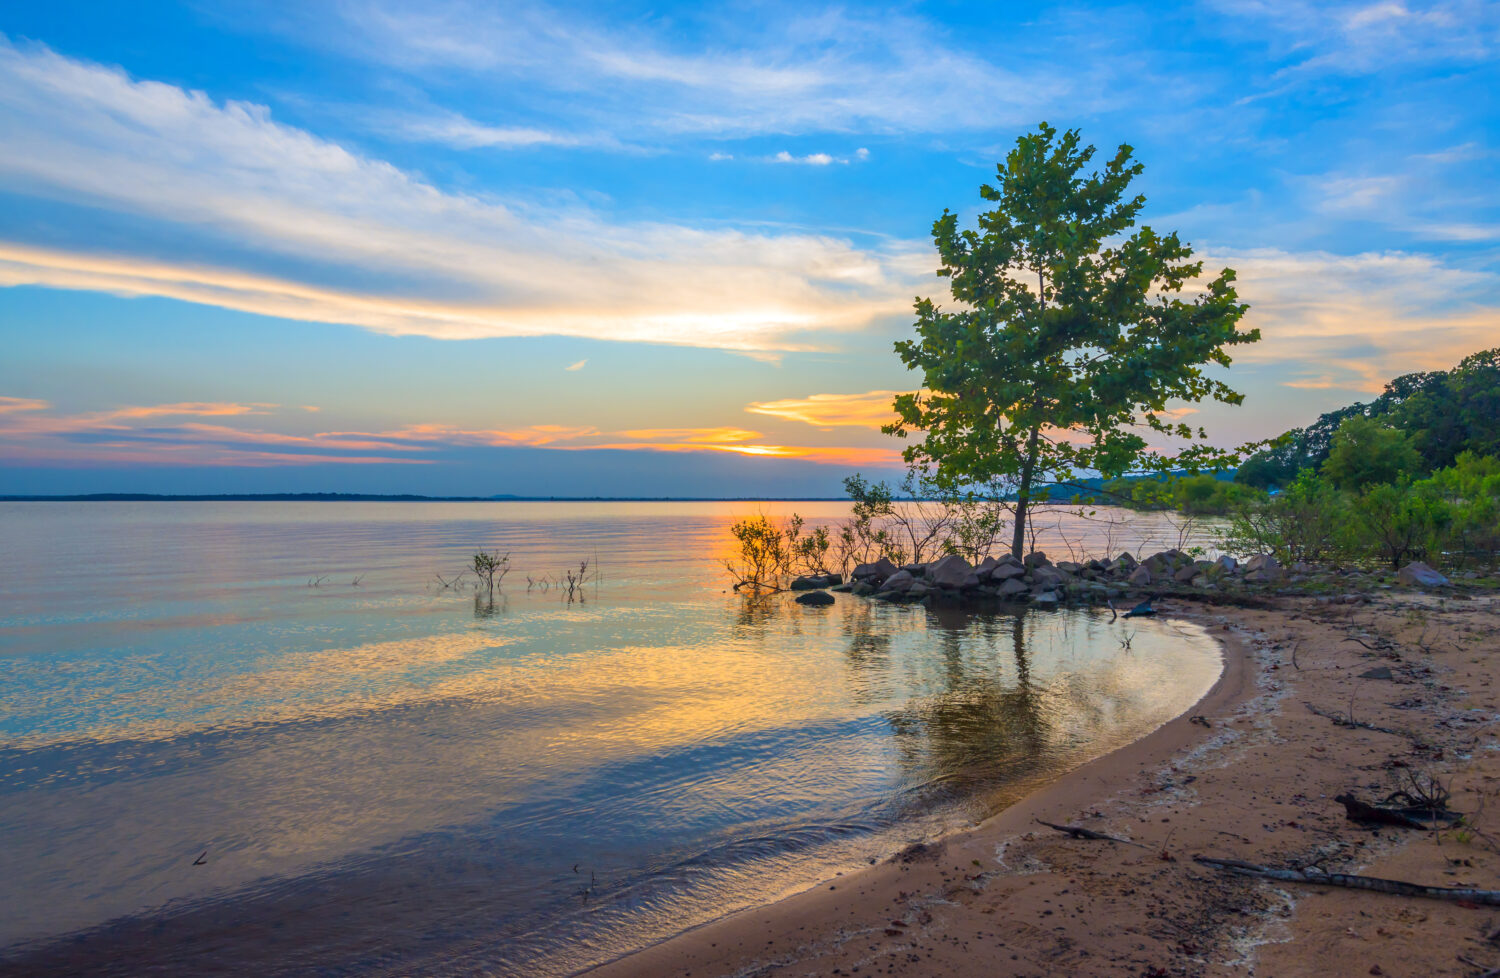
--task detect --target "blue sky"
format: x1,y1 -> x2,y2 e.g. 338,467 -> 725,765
0,0 -> 1495,495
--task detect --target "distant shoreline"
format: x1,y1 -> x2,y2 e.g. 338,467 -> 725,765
0,493 -> 854,503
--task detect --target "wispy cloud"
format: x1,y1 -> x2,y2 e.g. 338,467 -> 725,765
565,359 -> 587,371
0,38 -> 929,352
746,390 -> 907,428
295,1 -> 1074,138
0,400 -> 902,469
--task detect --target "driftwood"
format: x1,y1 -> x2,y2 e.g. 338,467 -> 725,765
1195,856 -> 1500,906
1336,793 -> 1461,829
1035,819 -> 1146,847
1302,701 -> 1417,741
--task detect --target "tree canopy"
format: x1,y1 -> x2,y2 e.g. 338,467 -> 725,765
886,123 -> 1260,557
1235,347 -> 1500,489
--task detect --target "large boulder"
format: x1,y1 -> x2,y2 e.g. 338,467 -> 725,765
1244,555 -> 1283,583
1397,561 -> 1450,588
926,554 -> 973,588
851,557 -> 898,583
1214,554 -> 1238,574
989,562 -> 1026,582
1023,550 -> 1050,569
1127,565 -> 1153,586
790,574 -> 839,590
997,577 -> 1030,599
881,569 -> 916,592
1173,564 -> 1199,584
794,590 -> 835,606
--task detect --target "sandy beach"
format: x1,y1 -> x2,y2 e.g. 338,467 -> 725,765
589,589 -> 1500,978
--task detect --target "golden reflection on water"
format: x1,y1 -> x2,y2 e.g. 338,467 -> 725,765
0,502 -> 1223,969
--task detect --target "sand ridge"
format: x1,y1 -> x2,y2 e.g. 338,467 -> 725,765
587,591 -> 1500,978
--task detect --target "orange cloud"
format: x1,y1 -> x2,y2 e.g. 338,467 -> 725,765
0,396 -> 48,413
745,390 -> 909,428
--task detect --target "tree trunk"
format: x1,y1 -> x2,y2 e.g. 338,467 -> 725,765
1009,427 -> 1042,559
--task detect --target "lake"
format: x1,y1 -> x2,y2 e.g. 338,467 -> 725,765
0,501 -> 1223,976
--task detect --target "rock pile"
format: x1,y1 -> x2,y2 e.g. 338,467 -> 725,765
837,548 -> 1287,608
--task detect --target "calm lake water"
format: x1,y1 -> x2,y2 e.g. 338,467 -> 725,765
0,502 -> 1222,976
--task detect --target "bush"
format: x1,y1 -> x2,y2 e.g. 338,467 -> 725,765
1219,470 -> 1349,565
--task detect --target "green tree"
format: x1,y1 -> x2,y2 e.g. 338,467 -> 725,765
886,124 -> 1260,558
1319,415 -> 1421,492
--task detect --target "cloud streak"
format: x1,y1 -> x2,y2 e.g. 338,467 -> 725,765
0,37 -> 928,351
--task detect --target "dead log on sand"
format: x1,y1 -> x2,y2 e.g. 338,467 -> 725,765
1035,819 -> 1146,847
1195,856 -> 1500,906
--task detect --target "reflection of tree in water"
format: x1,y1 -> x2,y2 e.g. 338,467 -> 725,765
881,609 -> 1051,812
473,593 -> 508,619
839,600 -> 892,667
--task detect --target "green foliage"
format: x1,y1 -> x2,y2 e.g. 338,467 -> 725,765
1220,470 -> 1349,565
1218,452 -> 1500,571
472,550 -> 511,594
1320,416 -> 1422,492
1236,347 -> 1500,489
1350,482 -> 1446,569
1095,472 -> 1264,515
726,514 -> 793,590
886,123 -> 1259,557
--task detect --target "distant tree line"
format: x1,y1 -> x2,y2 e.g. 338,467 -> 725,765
1234,348 -> 1500,490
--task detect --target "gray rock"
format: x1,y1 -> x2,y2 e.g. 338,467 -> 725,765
1397,561 -> 1450,588
1244,555 -> 1283,583
1173,564 -> 1199,584
1127,565 -> 1153,586
1032,592 -> 1060,607
882,569 -> 916,592
830,583 -> 853,593
960,572 -> 982,589
907,582 -> 932,598
1214,554 -> 1238,574
926,554 -> 973,588
852,557 -> 898,582
851,581 -> 875,596
975,556 -> 999,575
1023,550 -> 1049,568
872,590 -> 903,602
900,562 -> 929,576
997,578 -> 1030,599
990,563 -> 1026,582
789,575 -> 826,591
1358,666 -> 1395,680
1056,560 -> 1083,575
794,590 -> 835,606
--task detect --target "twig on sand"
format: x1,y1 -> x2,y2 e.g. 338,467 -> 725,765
1194,856 -> 1500,906
1303,701 -> 1420,743
1035,819 -> 1147,847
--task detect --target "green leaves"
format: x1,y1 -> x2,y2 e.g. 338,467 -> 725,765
888,123 -> 1259,553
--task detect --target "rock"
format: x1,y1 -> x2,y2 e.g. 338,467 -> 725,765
1397,561 -> 1450,588
1023,551 -> 1049,568
1056,560 -> 1083,575
1173,564 -> 1199,584
1127,565 -> 1153,586
1358,666 -> 1395,680
907,582 -> 932,598
1032,592 -> 1059,607
829,583 -> 853,593
960,572 -> 983,589
790,575 -> 827,591
990,563 -> 1026,582
976,556 -> 999,574
997,578 -> 1030,599
900,562 -> 929,576
872,590 -> 903,602
1114,551 -> 1138,568
1032,565 -> 1065,588
852,557 -> 898,583
1214,554 -> 1238,574
794,590 -> 835,606
882,569 -> 916,592
926,554 -> 973,588
851,581 -> 875,596
1244,555 -> 1283,583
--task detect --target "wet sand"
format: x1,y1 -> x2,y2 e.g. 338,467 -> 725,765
588,590 -> 1500,978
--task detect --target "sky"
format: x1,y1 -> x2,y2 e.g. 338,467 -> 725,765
0,0 -> 1496,497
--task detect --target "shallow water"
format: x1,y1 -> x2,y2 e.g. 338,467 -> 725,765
0,502 -> 1222,976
